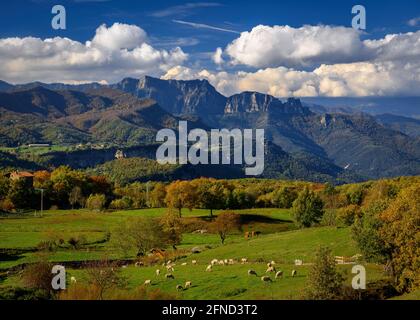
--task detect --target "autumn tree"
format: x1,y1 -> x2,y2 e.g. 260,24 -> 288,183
160,210 -> 183,249
292,187 -> 324,228
7,178 -> 35,209
212,211 -> 241,244
305,246 -> 345,300
165,180 -> 197,217
150,182 -> 167,208
69,186 -> 85,209
379,184 -> 420,292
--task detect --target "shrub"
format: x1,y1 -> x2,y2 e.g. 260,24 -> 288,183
304,246 -> 345,300
21,260 -> 54,294
86,194 -> 106,211
337,205 -> 361,226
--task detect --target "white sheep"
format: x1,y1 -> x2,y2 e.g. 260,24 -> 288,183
218,260 -> 225,266
167,260 -> 172,265
211,259 -> 218,266
248,269 -> 257,276
270,260 -> 276,266
181,262 -> 187,266
165,273 -> 175,279
266,266 -> 276,273
192,260 -> 197,265
292,270 -> 297,277
275,271 -> 283,279
185,281 -> 192,288
156,269 -> 161,276
241,258 -> 248,264
135,261 -> 143,267
228,259 -> 235,265
70,276 -> 77,284
261,276 -> 272,282
206,265 -> 212,272
224,259 -> 228,264
144,279 -> 151,285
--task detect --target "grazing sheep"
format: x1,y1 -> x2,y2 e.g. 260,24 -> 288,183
261,276 -> 272,282
248,269 -> 257,276
206,265 -> 212,272
266,266 -> 276,273
122,265 -> 127,269
211,259 -> 218,266
267,262 -> 272,268
224,259 -> 228,264
70,276 -> 77,284
228,259 -> 235,265
167,260 -> 172,265
165,274 -> 175,279
156,269 -> 161,276
185,281 -> 192,288
275,271 -> 283,279
135,261 -> 143,267
176,285 -> 183,291
192,260 -> 197,265
270,260 -> 276,266
241,258 -> 248,264
144,280 -> 151,285
292,270 -> 297,277
218,260 -> 225,266
181,262 -> 187,266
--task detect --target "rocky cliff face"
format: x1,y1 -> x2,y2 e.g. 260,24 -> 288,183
224,92 -> 311,115
113,76 -> 227,116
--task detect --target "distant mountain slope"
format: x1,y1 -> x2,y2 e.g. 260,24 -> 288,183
0,77 -> 418,180
294,113 -> 420,178
375,114 -> 420,138
301,97 -> 420,119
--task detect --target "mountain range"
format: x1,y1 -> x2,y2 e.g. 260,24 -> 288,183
0,77 -> 419,182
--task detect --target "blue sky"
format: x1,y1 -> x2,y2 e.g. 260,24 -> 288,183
1,0 -> 418,51
0,0 -> 419,97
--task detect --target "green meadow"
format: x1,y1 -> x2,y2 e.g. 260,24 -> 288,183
0,208 -> 402,299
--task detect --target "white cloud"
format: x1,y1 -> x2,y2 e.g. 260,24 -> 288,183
407,16 -> 420,27
0,23 -> 188,84
225,25 -> 370,68
162,59 -> 420,97
212,47 -> 224,65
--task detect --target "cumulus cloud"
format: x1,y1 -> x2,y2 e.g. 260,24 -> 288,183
223,25 -> 420,70
225,25 -> 371,68
212,47 -> 224,65
0,23 -> 187,84
162,59 -> 420,98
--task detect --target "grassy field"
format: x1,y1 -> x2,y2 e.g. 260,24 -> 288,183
0,208 -> 395,299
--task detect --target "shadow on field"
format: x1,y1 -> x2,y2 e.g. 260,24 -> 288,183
0,250 -> 24,263
194,214 -> 291,224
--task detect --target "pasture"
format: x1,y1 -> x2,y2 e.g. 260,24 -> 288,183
0,208 -> 393,299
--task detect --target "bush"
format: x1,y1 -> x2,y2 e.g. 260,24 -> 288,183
22,260 -> 54,294
110,196 -> 133,210
86,194 -> 106,211
304,246 -> 345,300
337,205 -> 361,226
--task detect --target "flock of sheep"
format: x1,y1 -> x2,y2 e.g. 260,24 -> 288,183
142,258 -> 298,291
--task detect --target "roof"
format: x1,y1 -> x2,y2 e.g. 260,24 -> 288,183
10,171 -> 34,178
